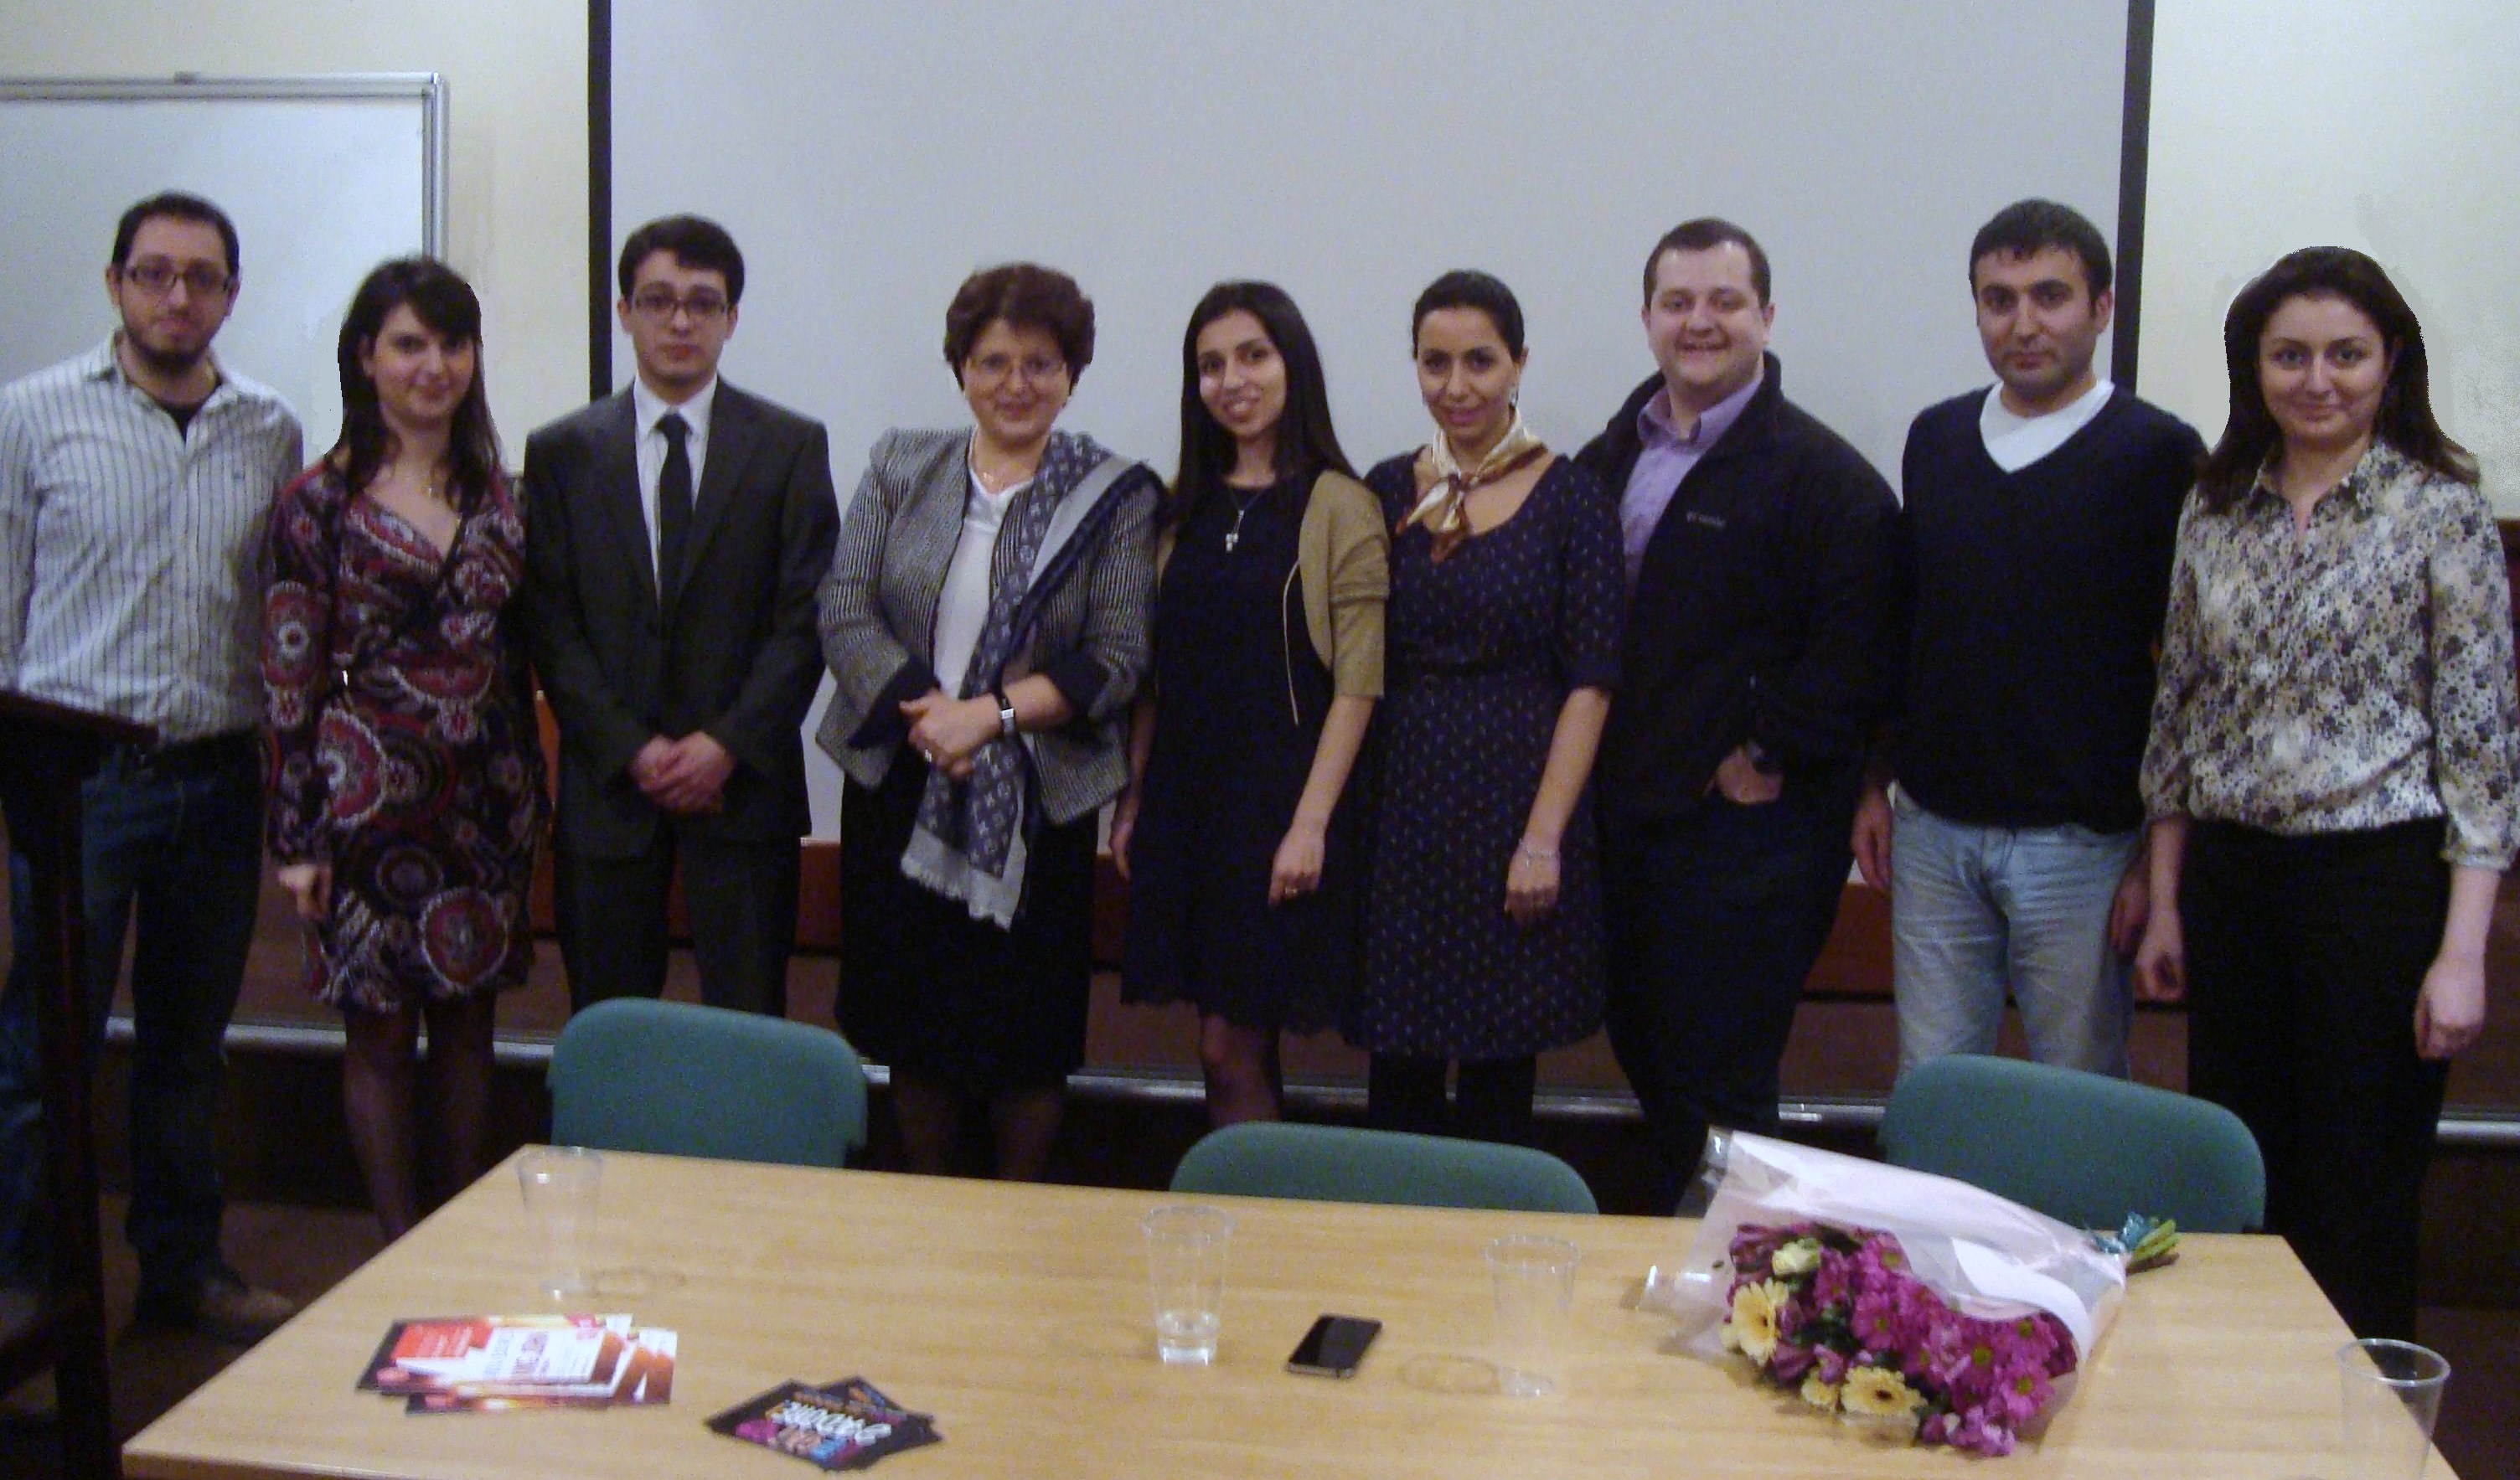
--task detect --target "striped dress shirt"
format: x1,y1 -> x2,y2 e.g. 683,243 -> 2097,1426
0,339 -> 303,741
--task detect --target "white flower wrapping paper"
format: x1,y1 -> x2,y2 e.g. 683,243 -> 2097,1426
1640,1132 -> 2128,1366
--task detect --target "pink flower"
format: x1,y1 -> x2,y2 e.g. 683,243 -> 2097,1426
1809,1248 -> 1854,1309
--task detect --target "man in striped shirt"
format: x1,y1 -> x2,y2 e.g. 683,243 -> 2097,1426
0,193 -> 302,1343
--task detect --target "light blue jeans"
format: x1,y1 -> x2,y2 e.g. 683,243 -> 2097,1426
1888,785 -> 2138,1079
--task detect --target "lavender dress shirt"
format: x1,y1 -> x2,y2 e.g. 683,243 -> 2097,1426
1616,367 -> 1763,586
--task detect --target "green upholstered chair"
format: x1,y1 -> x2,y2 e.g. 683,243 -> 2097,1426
1880,1053 -> 2265,1233
1170,1122 -> 1598,1214
548,998 -> 867,1168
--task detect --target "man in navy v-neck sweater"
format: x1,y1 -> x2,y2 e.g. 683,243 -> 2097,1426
1852,200 -> 2202,1079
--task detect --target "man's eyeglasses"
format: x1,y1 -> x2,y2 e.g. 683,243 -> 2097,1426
118,261 -> 232,298
629,289 -> 731,323
966,353 -> 1067,387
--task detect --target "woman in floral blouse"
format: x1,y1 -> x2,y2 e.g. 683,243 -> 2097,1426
2134,247 -> 2518,1340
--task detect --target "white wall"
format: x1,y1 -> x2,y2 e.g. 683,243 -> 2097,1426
2,0 -> 588,445
16,2 -> 2511,514
2142,0 -> 2520,513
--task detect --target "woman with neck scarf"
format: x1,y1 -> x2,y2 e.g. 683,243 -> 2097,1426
818,263 -> 1159,1180
1348,270 -> 1624,1144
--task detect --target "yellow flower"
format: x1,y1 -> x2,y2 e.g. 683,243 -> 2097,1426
1771,1239 -> 1822,1277
1719,1279 -> 1791,1364
1800,1371 -> 1841,1410
1841,1364 -> 1925,1419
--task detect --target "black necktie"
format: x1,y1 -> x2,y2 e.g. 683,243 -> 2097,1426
656,411 -> 693,596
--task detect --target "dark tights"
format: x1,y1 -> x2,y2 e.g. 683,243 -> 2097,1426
342,994 -> 499,1241
1365,1053 -> 1537,1146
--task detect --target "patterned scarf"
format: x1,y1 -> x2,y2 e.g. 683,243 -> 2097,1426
901,431 -> 1138,926
1400,406 -> 1548,563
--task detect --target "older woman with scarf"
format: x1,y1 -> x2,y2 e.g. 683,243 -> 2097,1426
818,263 -> 1159,1180
1349,270 -> 1624,1145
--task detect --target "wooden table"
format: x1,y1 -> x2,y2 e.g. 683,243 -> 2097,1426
126,1149 -> 2446,1479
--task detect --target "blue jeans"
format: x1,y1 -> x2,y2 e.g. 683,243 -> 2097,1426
1603,772 -> 1859,1206
1887,786 -> 2138,1079
0,738 -> 263,1299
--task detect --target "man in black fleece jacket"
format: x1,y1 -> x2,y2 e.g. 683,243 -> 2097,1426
1574,219 -> 1898,1209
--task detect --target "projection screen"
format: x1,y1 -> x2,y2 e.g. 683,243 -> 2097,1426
605,0 -> 2145,833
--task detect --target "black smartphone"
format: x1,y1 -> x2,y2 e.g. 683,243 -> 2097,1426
1285,1314 -> 1381,1378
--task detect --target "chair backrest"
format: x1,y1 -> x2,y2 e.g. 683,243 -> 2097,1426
548,998 -> 867,1168
1170,1122 -> 1598,1214
1880,1054 -> 2265,1233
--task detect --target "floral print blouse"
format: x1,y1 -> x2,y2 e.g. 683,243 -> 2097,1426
2140,441 -> 2520,868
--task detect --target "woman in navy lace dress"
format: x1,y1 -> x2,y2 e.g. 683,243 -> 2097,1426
1118,282 -> 1387,1124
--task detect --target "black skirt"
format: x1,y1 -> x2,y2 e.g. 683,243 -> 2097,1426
837,750 -> 1097,1096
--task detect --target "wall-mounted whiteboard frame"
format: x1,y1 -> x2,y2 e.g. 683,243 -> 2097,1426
0,74 -> 447,443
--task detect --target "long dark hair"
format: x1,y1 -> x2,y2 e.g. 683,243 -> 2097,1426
1170,281 -> 1351,529
332,256 -> 502,508
2196,246 -> 2473,508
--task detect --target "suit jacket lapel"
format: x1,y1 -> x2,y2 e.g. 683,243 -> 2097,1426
590,392 -> 661,616
891,435 -> 971,671
665,384 -> 758,613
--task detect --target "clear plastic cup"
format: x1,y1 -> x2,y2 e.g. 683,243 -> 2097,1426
1142,1204 -> 1233,1366
516,1146 -> 603,1302
2337,1338 -> 2449,1480
1487,1234 -> 1579,1397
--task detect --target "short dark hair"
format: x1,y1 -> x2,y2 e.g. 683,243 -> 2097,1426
617,214 -> 746,305
1172,281 -> 1354,530
2196,246 -> 2473,508
112,191 -> 240,279
332,256 -> 502,510
943,263 -> 1097,385
1412,270 -> 1525,358
1641,218 -> 1771,307
1969,199 -> 2113,299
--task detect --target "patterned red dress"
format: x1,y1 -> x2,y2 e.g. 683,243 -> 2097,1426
262,464 -> 545,1013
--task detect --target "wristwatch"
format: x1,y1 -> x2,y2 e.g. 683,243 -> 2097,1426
994,688 -> 1019,740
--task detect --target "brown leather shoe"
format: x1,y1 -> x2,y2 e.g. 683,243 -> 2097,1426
133,1268 -> 299,1345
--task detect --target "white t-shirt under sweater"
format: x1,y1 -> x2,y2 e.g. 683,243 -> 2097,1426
1979,377 -> 2113,473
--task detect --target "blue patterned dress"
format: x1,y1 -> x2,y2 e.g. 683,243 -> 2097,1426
1348,453 -> 1623,1058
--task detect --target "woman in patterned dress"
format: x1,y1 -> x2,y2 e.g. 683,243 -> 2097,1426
264,259 -> 544,1239
1116,282 -> 1387,1125
2135,247 -> 2517,1339
1350,271 -> 1624,1145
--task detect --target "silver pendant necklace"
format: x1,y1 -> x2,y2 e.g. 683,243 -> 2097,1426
1223,481 -> 1272,553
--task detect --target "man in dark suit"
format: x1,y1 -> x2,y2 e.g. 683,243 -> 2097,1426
523,214 -> 839,1016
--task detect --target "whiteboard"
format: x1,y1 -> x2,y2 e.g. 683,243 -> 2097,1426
0,75 -> 445,450
607,0 -> 2140,836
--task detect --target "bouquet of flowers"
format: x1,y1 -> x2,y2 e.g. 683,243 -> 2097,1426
1717,1220 -> 2075,1455
1642,1132 -> 2128,1459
